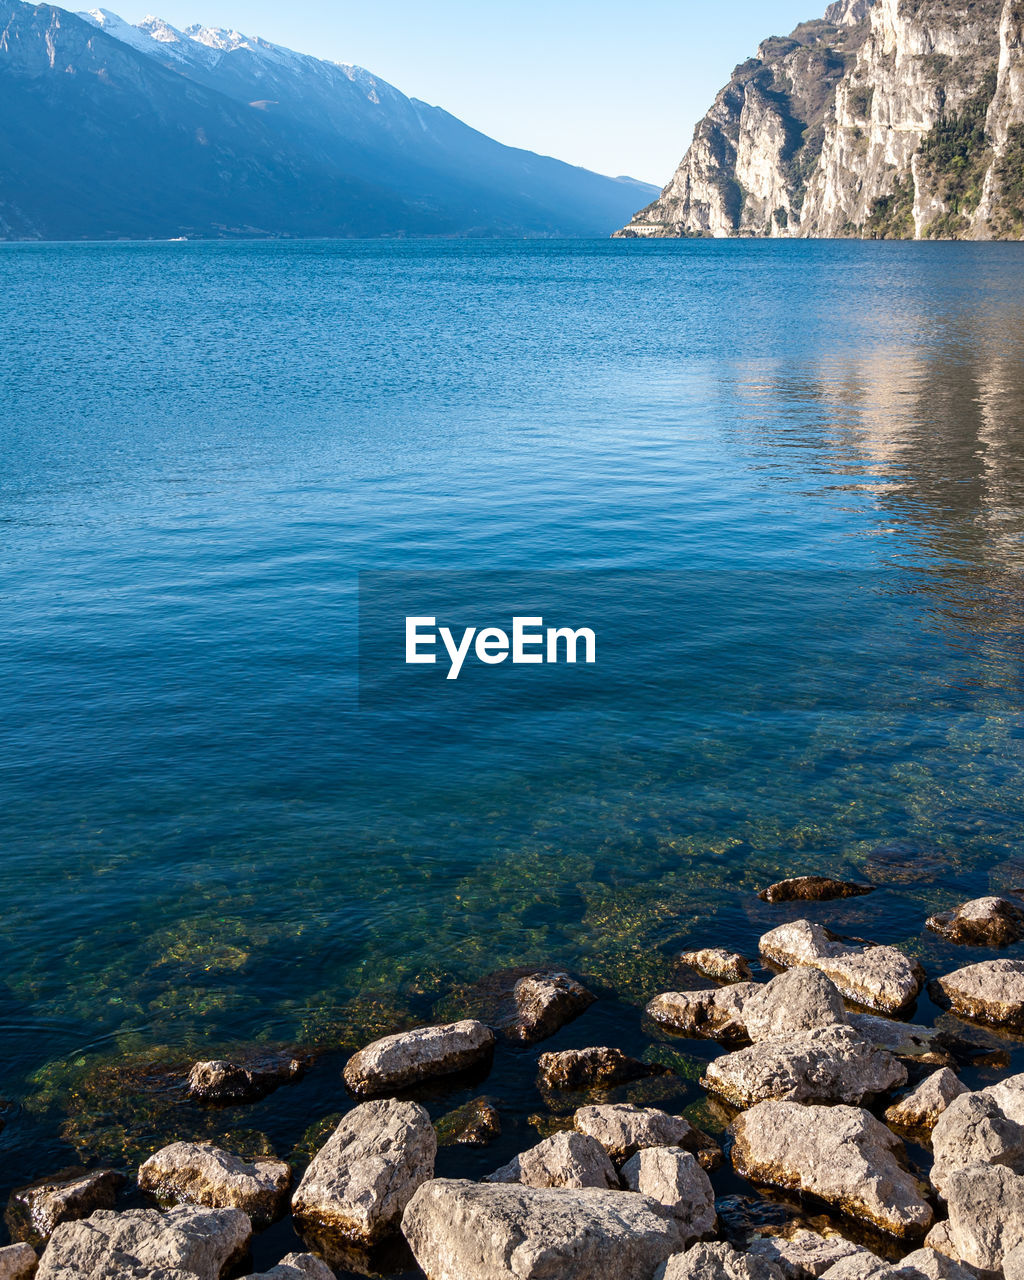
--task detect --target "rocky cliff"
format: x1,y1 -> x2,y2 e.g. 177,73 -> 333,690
617,0 -> 1024,239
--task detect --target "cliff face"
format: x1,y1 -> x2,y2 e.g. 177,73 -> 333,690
618,0 -> 1024,239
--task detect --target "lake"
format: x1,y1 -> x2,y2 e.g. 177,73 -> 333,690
1,239 -> 1023,1268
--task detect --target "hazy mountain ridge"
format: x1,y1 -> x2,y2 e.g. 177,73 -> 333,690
617,0 -> 1024,240
0,0 -> 657,240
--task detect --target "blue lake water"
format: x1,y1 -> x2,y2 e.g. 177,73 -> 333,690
2,239 -> 1024,1266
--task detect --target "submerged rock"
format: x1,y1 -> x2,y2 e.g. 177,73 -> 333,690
0,1244 -> 37,1280
507,972 -> 596,1044
36,1206 -> 251,1280
137,1141 -> 291,1229
291,1098 -> 436,1246
704,1025 -> 906,1109
6,1169 -> 126,1245
573,1102 -> 723,1169
402,1178 -> 681,1280
647,985 -> 761,1043
743,969 -> 848,1042
239,1256 -> 334,1280
930,1073 -> 1024,1194
343,1020 -> 495,1095
759,920 -> 924,1015
731,1101 -> 933,1239
926,897 -> 1024,948
932,959 -> 1024,1030
435,1096 -> 501,1147
536,1046 -> 667,1091
759,878 -> 873,904
885,1069 -> 968,1131
746,1229 -> 872,1280
186,1053 -> 305,1105
657,1240 -> 785,1280
680,950 -> 753,983
845,1015 -> 952,1066
485,1131 -> 619,1189
621,1147 -> 716,1245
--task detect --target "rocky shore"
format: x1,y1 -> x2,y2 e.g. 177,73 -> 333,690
6,884 -> 1024,1279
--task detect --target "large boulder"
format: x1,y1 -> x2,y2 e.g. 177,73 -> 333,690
6,1170 -> 126,1246
574,1103 -> 722,1169
926,897 -> 1024,947
291,1099 -> 435,1246
507,973 -> 596,1044
239,1257 -> 333,1280
186,1053 -> 305,1104
942,1162 -> 1024,1271
679,950 -> 753,983
930,1073 -> 1024,1194
0,1244 -> 37,1280
621,1148 -> 715,1245
536,1047 -> 665,1091
746,1229 -> 873,1280
402,1178 -> 682,1280
703,1025 -> 906,1109
885,1069 -> 968,1132
931,960 -> 1024,1031
759,877 -> 872,904
646,986 -> 760,1043
656,1241 -> 785,1280
743,970 -> 848,1042
894,1250 -> 976,1280
759,921 -> 924,1015
36,1206 -> 251,1280
138,1142 -> 291,1229
343,1020 -> 494,1095
485,1131 -> 619,1190
731,1101 -> 933,1239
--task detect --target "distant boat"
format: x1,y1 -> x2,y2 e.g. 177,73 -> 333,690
168,236 -> 188,242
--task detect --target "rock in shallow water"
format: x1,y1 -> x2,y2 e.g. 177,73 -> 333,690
485,1131 -> 619,1190
6,1169 -> 126,1245
137,1141 -> 291,1229
36,1206 -> 251,1280
621,1147 -> 716,1245
930,1072 -> 1024,1195
291,1098 -> 436,1246
239,1255 -> 334,1280
186,1053 -> 305,1104
926,897 -> 1024,948
343,1020 -> 495,1095
573,1102 -> 722,1169
703,1024 -> 906,1108
536,1046 -> 666,1091
932,959 -> 1024,1030
730,1101 -> 933,1239
884,1068 -> 968,1131
743,969 -> 848,1042
759,878 -> 873,904
746,1228 -> 872,1280
0,1244 -> 37,1280
759,920 -> 924,1015
680,950 -> 753,983
647,986 -> 761,1043
435,1095 -> 501,1146
402,1178 -> 682,1280
657,1240 -> 785,1280
507,972 -> 596,1043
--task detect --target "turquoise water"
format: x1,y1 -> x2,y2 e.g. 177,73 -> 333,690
2,239 -> 1024,1264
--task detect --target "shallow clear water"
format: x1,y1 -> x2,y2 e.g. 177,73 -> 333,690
2,239 -> 1024,1265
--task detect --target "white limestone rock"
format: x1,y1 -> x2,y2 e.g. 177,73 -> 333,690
746,1229 -> 873,1280
621,1147 -> 716,1245
930,1073 -> 1024,1195
485,1131 -> 619,1190
0,1243 -> 37,1280
885,1069 -> 968,1131
657,1241 -> 786,1280
932,960 -> 1024,1032
138,1141 -> 291,1228
743,969 -> 848,1042
573,1102 -> 723,1169
646,985 -> 761,1043
343,1019 -> 494,1094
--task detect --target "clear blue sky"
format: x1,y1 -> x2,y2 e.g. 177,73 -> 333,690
102,1 -> 823,184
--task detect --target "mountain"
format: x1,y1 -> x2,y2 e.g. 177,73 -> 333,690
616,0 -> 1024,240
0,2 -> 657,240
